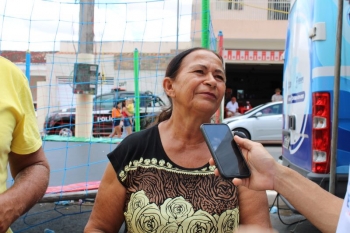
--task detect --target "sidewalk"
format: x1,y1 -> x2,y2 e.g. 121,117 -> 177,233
267,190 -> 287,208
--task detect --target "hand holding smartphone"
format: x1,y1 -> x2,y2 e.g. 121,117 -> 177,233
200,123 -> 251,179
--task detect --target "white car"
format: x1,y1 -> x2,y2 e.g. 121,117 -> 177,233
222,101 -> 283,144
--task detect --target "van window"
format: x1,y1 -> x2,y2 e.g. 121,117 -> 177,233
272,103 -> 282,114
113,93 -> 165,108
143,96 -> 166,108
261,104 -> 282,115
94,94 -> 114,110
153,97 -> 165,107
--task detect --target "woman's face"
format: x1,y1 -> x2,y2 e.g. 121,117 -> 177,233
167,50 -> 226,115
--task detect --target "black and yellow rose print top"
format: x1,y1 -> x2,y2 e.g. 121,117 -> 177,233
108,125 -> 239,233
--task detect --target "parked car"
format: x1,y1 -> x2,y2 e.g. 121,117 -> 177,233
222,101 -> 283,144
44,89 -> 166,137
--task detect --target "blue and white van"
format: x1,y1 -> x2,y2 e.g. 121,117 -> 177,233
282,0 -> 350,197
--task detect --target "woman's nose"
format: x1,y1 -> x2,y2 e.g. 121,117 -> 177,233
204,73 -> 217,88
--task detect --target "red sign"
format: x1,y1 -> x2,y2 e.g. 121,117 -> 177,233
223,50 -> 284,62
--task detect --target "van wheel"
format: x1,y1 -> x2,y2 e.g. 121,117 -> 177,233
234,128 -> 250,139
58,128 -> 74,137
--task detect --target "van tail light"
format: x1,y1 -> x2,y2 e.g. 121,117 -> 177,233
312,92 -> 330,173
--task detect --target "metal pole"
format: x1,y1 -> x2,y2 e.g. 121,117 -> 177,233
216,31 -> 224,123
134,48 -> 140,132
201,0 -> 210,49
218,31 -> 223,56
176,0 -> 180,54
75,0 -> 95,138
329,0 -> 343,194
25,50 -> 31,82
78,0 -> 94,54
213,31 -> 224,123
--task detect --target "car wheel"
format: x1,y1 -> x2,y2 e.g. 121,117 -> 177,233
234,128 -> 250,139
58,128 -> 74,137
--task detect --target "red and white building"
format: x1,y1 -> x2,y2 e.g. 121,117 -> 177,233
192,0 -> 290,106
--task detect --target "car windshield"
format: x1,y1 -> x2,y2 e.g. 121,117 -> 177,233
243,104 -> 264,115
94,94 -> 114,110
117,94 -> 165,108
91,91 -> 165,110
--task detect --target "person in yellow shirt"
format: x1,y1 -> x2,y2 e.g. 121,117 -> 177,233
0,56 -> 50,233
125,98 -> 134,126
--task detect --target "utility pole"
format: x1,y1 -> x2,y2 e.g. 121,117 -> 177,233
75,0 -> 95,138
329,0 -> 343,194
79,0 -> 94,54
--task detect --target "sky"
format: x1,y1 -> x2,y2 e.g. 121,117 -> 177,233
0,0 -> 194,51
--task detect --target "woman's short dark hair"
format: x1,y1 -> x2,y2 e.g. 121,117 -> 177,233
157,47 -> 224,123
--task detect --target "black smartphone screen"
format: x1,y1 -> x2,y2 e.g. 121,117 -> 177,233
201,123 -> 250,179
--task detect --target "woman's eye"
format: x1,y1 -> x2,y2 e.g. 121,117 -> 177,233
216,75 -> 225,81
195,70 -> 204,74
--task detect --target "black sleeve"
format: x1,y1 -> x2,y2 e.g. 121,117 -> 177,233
107,126 -> 157,186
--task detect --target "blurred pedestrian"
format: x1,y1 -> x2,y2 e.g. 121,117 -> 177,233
121,100 -> 133,136
109,101 -> 122,138
126,98 -> 134,126
271,88 -> 282,102
0,56 -> 50,233
226,96 -> 239,117
245,101 -> 252,109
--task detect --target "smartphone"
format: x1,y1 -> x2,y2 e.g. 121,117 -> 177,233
200,123 -> 251,179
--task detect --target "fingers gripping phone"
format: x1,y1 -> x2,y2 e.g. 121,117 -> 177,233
200,123 -> 251,179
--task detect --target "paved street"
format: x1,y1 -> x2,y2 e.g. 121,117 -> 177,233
265,145 -> 321,233
265,144 -> 282,161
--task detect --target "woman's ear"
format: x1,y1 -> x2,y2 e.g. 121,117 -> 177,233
163,77 -> 175,97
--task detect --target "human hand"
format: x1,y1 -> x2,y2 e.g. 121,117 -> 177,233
234,225 -> 278,233
0,200 -> 12,232
209,136 -> 278,191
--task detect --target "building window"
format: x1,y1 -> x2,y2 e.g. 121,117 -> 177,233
268,0 -> 290,20
227,0 -> 243,11
234,0 -> 244,10
57,76 -> 114,85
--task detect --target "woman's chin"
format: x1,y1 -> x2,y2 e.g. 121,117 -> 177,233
184,100 -> 220,115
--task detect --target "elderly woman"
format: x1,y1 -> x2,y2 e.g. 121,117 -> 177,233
85,47 -> 271,233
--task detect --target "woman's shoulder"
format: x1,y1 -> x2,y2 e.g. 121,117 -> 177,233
122,124 -> 158,143
109,124 -> 159,159
107,124 -> 160,175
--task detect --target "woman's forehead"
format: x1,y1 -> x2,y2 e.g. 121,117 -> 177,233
182,50 -> 223,67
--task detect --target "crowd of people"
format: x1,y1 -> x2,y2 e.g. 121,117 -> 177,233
109,98 -> 134,138
224,88 -> 283,118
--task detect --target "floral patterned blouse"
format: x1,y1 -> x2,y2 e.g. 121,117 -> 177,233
108,124 -> 239,233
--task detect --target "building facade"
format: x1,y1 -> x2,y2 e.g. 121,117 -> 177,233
192,0 -> 290,107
